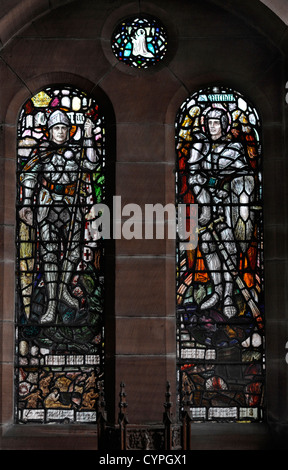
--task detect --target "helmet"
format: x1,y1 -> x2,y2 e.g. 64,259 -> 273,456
203,106 -> 230,136
47,110 -> 70,129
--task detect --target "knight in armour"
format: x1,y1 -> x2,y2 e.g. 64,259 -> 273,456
19,109 -> 99,324
188,106 -> 256,318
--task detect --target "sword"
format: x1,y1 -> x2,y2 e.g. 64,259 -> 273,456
59,114 -> 95,300
198,216 -> 262,320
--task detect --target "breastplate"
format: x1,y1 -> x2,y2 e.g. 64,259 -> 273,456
43,151 -> 78,184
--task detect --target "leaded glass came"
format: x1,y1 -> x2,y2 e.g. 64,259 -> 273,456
175,86 -> 265,422
111,15 -> 168,69
15,86 -> 105,424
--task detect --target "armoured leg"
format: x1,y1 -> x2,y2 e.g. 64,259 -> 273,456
39,220 -> 59,323
218,222 -> 238,318
200,231 -> 223,310
40,263 -> 58,323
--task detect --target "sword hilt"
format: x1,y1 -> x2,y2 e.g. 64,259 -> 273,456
197,216 -> 224,233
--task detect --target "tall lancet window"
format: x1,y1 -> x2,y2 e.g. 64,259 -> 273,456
15,86 -> 105,424
175,86 -> 265,422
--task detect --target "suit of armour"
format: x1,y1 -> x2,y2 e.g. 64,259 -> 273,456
20,110 -> 99,323
188,112 -> 254,318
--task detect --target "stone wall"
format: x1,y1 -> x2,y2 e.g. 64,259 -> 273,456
1,0 -> 288,449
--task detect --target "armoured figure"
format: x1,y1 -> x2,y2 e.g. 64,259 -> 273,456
19,110 -> 99,324
188,107 -> 255,318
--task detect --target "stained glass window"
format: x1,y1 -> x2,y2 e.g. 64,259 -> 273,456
15,85 -> 105,424
111,15 -> 168,69
175,86 -> 265,422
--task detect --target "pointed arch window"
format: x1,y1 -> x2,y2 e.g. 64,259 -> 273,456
15,85 -> 105,424
175,86 -> 265,422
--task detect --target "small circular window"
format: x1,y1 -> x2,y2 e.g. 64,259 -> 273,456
111,15 -> 168,69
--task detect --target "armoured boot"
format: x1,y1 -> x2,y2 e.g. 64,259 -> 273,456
61,285 -> 79,309
60,260 -> 79,309
223,270 -> 237,318
41,263 -> 57,324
